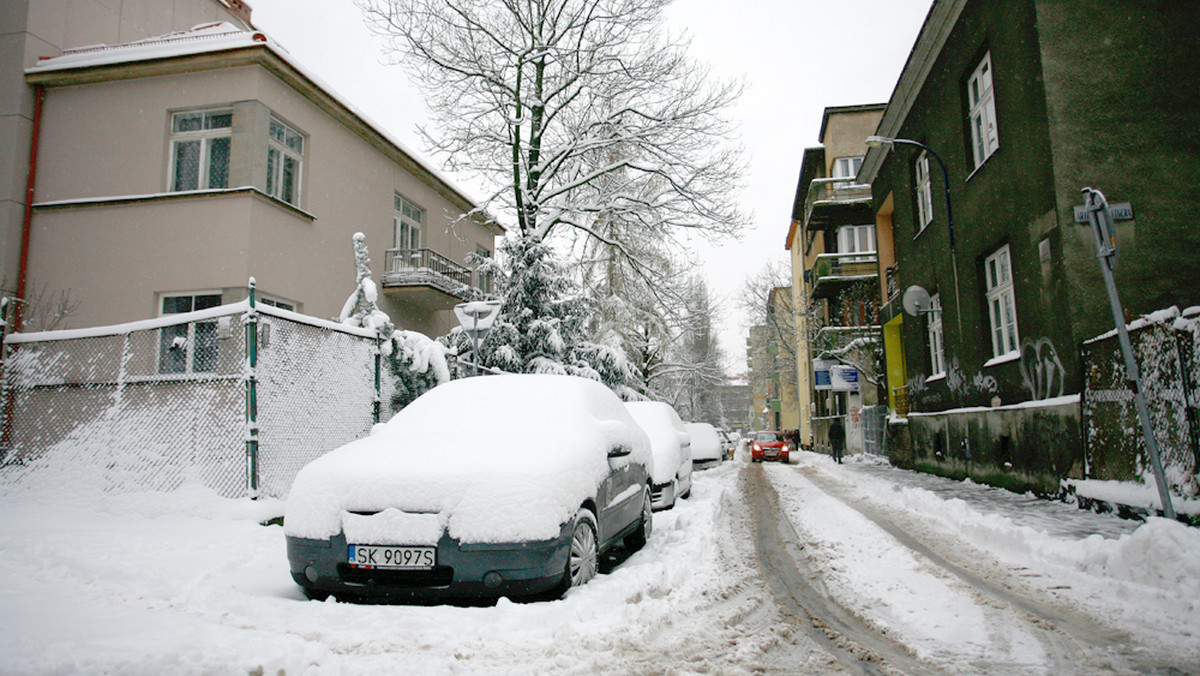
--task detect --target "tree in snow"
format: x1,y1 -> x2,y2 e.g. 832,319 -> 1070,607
357,0 -> 746,248
388,329 -> 451,411
654,277 -> 726,421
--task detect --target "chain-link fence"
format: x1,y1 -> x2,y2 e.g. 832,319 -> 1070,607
1,296 -> 388,499
1081,314 -> 1199,496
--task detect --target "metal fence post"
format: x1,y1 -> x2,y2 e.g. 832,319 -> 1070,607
245,278 -> 260,497
373,336 -> 382,425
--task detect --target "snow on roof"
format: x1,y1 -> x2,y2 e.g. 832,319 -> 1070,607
26,22 -> 486,216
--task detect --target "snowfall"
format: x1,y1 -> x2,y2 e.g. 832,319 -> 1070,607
2,447 -> 1198,675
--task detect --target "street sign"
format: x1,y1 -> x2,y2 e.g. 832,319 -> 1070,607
1074,201 -> 1132,223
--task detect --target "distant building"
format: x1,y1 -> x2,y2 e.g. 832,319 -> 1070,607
786,104 -> 886,454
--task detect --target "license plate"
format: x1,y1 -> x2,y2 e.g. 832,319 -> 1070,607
347,544 -> 436,569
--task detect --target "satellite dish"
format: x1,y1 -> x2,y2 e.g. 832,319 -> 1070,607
902,285 -> 932,317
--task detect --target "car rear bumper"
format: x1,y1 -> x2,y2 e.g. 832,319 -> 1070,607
287,523 -> 572,602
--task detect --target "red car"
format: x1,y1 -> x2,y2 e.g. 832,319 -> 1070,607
750,431 -> 791,463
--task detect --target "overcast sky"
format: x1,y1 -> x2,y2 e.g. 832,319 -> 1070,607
246,0 -> 930,372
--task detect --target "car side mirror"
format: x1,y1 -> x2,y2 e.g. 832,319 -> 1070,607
608,445 -> 632,458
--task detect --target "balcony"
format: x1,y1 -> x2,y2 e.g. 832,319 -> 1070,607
804,178 -> 874,231
382,248 -> 493,312
807,251 -> 879,300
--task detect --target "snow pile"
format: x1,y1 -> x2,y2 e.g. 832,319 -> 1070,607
623,401 -> 690,485
285,374 -> 653,543
1077,517 -> 1200,597
393,329 -> 451,383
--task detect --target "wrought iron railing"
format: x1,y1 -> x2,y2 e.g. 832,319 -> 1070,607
383,248 -> 491,299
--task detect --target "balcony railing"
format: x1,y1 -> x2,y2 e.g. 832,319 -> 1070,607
382,248 -> 492,300
886,262 -> 900,303
804,177 -> 874,229
807,251 -> 879,300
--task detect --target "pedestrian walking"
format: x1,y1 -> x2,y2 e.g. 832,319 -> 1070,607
828,419 -> 845,464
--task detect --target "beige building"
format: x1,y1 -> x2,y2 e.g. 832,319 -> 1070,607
4,0 -> 501,337
785,104 -> 885,453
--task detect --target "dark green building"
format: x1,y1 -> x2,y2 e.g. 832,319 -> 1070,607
861,0 -> 1200,495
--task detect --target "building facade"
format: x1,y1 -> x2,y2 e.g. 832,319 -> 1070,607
786,104 -> 885,455
861,0 -> 1200,493
5,0 -> 501,338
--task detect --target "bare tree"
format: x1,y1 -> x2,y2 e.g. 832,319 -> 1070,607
357,0 -> 746,251
738,259 -> 797,378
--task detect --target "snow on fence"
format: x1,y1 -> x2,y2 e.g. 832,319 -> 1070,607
1081,307 -> 1200,498
0,299 -> 390,498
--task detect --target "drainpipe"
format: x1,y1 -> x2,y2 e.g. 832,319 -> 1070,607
15,84 -> 45,333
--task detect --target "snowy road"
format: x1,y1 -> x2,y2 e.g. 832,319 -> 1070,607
1,451 -> 1198,674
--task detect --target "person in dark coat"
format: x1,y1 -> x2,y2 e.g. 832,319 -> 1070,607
828,419 -> 845,464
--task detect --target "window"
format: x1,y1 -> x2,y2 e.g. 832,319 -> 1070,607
967,52 -> 999,168
837,224 -> 876,262
170,109 -> 232,192
266,117 -> 303,205
984,245 -> 1019,358
832,156 -> 863,180
159,293 -> 222,374
394,194 -> 423,251
474,245 -> 493,295
915,152 -> 934,232
259,297 -> 295,312
927,293 -> 945,377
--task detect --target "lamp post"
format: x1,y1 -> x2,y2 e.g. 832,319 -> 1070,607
453,300 -> 503,376
866,135 -> 963,335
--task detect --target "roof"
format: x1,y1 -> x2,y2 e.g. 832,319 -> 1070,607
817,103 -> 888,144
26,22 -> 498,231
784,146 -> 825,251
859,0 -> 967,185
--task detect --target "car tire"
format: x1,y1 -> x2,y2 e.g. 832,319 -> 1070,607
565,508 -> 599,592
623,487 -> 653,552
302,587 -> 330,602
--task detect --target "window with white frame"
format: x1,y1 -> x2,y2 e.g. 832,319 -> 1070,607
832,156 -> 864,180
984,245 -> 1019,358
159,293 -> 222,374
967,51 -> 999,168
915,152 -> 934,232
259,297 -> 295,312
170,109 -> 232,192
837,224 -> 876,262
927,293 -> 945,377
394,194 -> 423,252
266,117 -> 304,205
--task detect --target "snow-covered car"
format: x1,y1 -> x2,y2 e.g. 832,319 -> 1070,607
285,374 -> 654,603
685,422 -> 723,469
750,430 -> 790,463
623,401 -> 692,511
718,429 -> 738,461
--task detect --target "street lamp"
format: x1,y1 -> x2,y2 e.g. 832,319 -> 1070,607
866,135 -> 963,334
453,300 -> 502,376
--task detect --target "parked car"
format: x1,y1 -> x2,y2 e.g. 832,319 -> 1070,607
718,429 -> 738,461
685,422 -> 723,469
285,374 -> 654,603
623,401 -> 692,511
750,430 -> 791,463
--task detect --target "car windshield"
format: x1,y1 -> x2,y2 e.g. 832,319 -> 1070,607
755,432 -> 784,442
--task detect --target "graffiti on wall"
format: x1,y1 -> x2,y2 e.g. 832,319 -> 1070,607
1020,337 -> 1065,400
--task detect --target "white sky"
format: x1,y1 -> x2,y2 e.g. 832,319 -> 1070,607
245,0 -> 931,372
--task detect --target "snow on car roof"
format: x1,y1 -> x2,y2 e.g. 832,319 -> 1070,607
684,423 -> 722,462
285,374 -> 652,544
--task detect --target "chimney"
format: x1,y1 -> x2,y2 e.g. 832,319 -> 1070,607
225,0 -> 253,25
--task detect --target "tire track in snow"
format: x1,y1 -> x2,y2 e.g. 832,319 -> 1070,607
792,463 -> 1194,675
743,465 -> 939,675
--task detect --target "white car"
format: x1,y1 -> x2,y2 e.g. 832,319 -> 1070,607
685,422 -> 723,469
624,401 -> 692,511
285,374 -> 654,603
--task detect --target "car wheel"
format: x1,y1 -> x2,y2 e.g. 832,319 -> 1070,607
624,487 -> 653,551
566,508 -> 599,590
302,587 -> 330,602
